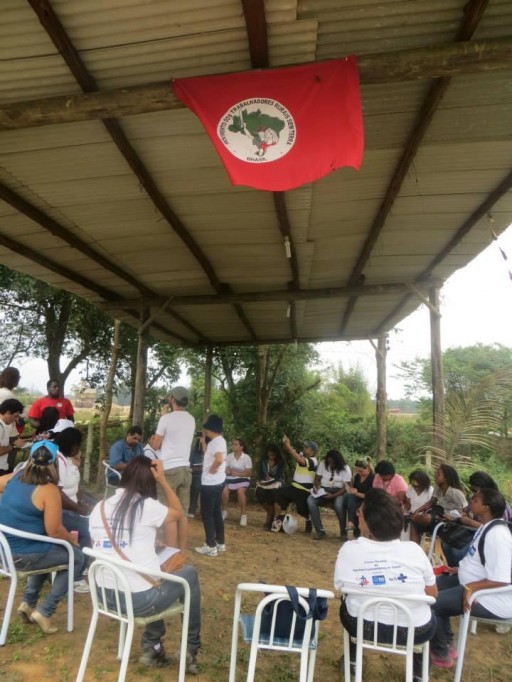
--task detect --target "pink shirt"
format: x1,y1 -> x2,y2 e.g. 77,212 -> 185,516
373,473 -> 408,499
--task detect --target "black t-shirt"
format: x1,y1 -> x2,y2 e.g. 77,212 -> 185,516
353,472 -> 375,495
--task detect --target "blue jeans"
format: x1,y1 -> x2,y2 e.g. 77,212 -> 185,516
307,489 -> 345,533
200,482 -> 225,547
105,564 -> 201,653
431,573 -> 503,656
62,510 -> 91,580
13,545 -> 84,617
440,542 -> 469,568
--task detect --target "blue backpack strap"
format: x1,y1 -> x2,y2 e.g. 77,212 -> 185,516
285,586 -> 313,621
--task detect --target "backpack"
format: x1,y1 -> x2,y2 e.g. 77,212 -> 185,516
477,519 -> 512,569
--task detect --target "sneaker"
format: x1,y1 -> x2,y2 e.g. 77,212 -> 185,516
271,518 -> 283,533
139,645 -> 171,668
195,544 -> 218,557
496,624 -> 511,634
431,652 -> 454,669
313,530 -> 326,540
73,579 -> 90,594
187,513 -> 195,519
240,514 -> 247,527
222,510 -> 228,520
305,519 -> 312,534
216,543 -> 226,552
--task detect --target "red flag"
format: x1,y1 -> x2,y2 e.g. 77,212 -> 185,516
172,58 -> 364,192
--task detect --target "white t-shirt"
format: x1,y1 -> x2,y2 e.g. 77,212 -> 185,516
89,490 -> 168,593
201,435 -> 227,486
406,485 -> 434,513
316,461 -> 352,489
57,453 -> 80,502
0,418 -> 11,471
458,521 -> 512,618
156,410 -> 195,470
143,444 -> 160,460
226,452 -> 252,480
0,389 -> 19,439
334,537 -> 435,627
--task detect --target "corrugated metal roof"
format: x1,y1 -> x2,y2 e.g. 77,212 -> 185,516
0,0 -> 511,346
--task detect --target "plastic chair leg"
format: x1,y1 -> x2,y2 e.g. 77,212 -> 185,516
117,621 -> 135,682
343,630 -> 352,681
454,613 -> 470,682
0,575 -> 17,646
246,637 -> 260,682
76,610 -> 99,682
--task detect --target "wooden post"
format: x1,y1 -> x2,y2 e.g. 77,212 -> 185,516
132,305 -> 150,428
96,319 -> 121,490
83,421 -> 94,484
375,334 -> 388,460
203,346 -> 213,421
430,286 -> 445,452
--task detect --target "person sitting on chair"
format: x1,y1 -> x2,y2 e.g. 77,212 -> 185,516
108,425 -> 144,484
372,460 -> 408,505
340,458 -> 374,539
429,487 -> 512,670
272,436 -> 318,533
255,443 -> 286,530
409,464 -> 467,544
307,449 -> 351,540
334,488 -> 437,682
89,456 -> 201,673
0,440 -> 84,634
221,437 -> 252,527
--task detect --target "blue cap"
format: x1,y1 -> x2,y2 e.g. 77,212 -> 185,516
30,439 -> 58,464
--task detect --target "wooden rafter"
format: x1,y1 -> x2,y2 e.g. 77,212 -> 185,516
1,39 -> 510,130
0,181 -> 208,343
27,0 -> 254,341
241,0 -> 299,339
0,229 -> 189,343
339,0 -> 491,336
100,280 -> 427,311
374,166 -> 512,335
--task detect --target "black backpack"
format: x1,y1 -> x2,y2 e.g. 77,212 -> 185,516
477,519 -> 512,568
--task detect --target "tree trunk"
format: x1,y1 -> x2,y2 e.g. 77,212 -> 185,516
96,319 -> 121,491
132,306 -> 149,427
430,286 -> 445,453
375,334 -> 388,460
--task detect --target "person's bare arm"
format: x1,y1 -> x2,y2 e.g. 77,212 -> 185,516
209,451 -> 224,474
35,484 -> 78,545
425,584 -> 438,599
282,435 -> 306,465
152,434 -> 163,451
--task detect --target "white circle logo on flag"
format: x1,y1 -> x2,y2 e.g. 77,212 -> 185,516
217,98 -> 296,163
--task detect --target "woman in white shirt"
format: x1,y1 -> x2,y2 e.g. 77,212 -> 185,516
334,488 -> 437,680
89,456 -> 201,672
195,415 -> 227,557
405,469 -> 434,513
307,449 -> 351,539
429,487 -> 512,671
221,437 -> 252,527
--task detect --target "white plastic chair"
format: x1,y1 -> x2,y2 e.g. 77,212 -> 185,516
425,521 -> 446,565
76,547 -> 190,682
454,585 -> 512,682
228,582 -> 335,682
341,589 -> 435,682
0,523 -> 75,646
102,460 -> 121,499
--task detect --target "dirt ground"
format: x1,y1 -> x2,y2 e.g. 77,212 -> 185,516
0,504 -> 510,682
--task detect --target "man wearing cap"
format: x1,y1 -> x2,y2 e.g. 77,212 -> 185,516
152,386 -> 196,511
272,436 -> 319,533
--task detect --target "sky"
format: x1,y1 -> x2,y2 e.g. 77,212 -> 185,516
19,224 -> 512,400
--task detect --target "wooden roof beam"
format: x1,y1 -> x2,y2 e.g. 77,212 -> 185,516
28,0 -> 249,341
0,181 -> 208,343
1,38 -> 510,130
374,166 -> 512,335
240,0 -> 299,340
99,281 -> 429,311
339,0 -> 490,336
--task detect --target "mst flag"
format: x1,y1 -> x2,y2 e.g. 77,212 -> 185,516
172,58 -> 363,192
